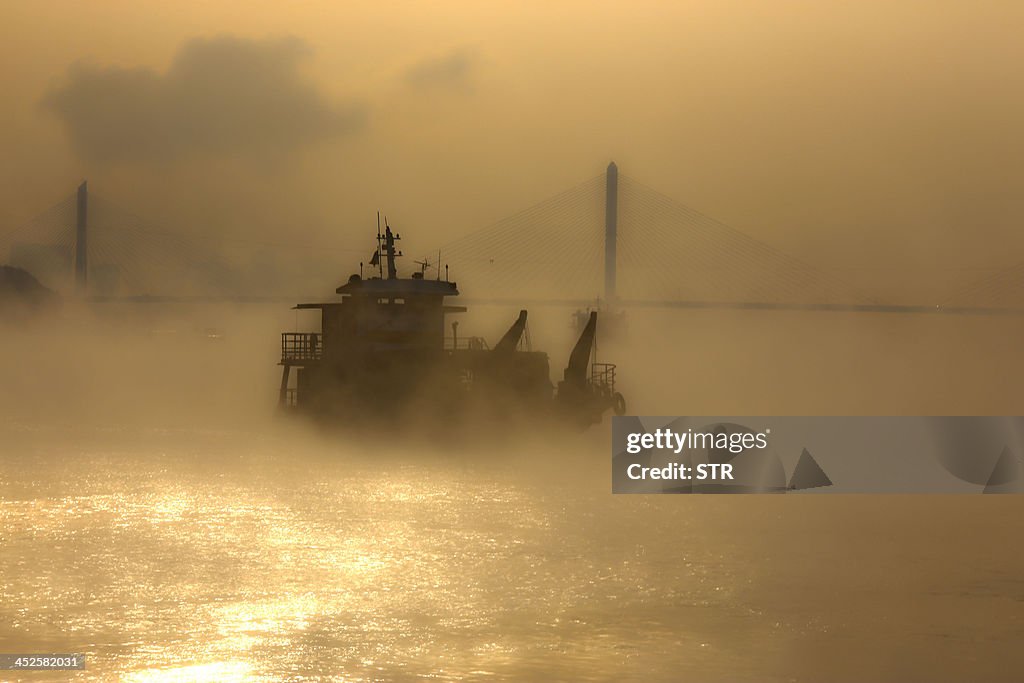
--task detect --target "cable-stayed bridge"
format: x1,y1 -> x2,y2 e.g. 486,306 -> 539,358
1,165 -> 1021,314
438,165 -> 876,310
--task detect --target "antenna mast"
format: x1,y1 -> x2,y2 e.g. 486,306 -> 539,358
376,212 -> 384,278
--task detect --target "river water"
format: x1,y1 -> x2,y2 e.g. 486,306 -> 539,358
2,306 -> 1023,681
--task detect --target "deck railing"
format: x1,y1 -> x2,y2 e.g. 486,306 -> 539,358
281,332 -> 322,362
444,336 -> 490,351
590,362 -> 617,393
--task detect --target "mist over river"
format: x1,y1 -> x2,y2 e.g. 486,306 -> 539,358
2,304 -> 1023,682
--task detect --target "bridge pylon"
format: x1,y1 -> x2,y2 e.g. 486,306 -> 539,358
604,161 -> 618,302
75,180 -> 88,293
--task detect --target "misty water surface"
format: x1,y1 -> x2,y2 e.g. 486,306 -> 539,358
2,305 -> 1023,682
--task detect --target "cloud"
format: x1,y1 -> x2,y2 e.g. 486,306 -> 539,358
404,48 -> 477,93
43,35 -> 365,164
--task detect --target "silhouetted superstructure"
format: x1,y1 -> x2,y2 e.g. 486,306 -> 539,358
278,220 -> 625,429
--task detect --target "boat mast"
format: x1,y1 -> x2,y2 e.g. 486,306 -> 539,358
376,212 -> 384,279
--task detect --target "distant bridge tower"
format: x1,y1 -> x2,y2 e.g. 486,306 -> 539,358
604,161 -> 618,302
75,180 -> 88,293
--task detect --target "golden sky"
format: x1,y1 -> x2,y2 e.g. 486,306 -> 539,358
1,1 -> 1022,274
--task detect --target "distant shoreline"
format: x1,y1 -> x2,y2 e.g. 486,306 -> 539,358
0,265 -> 61,317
